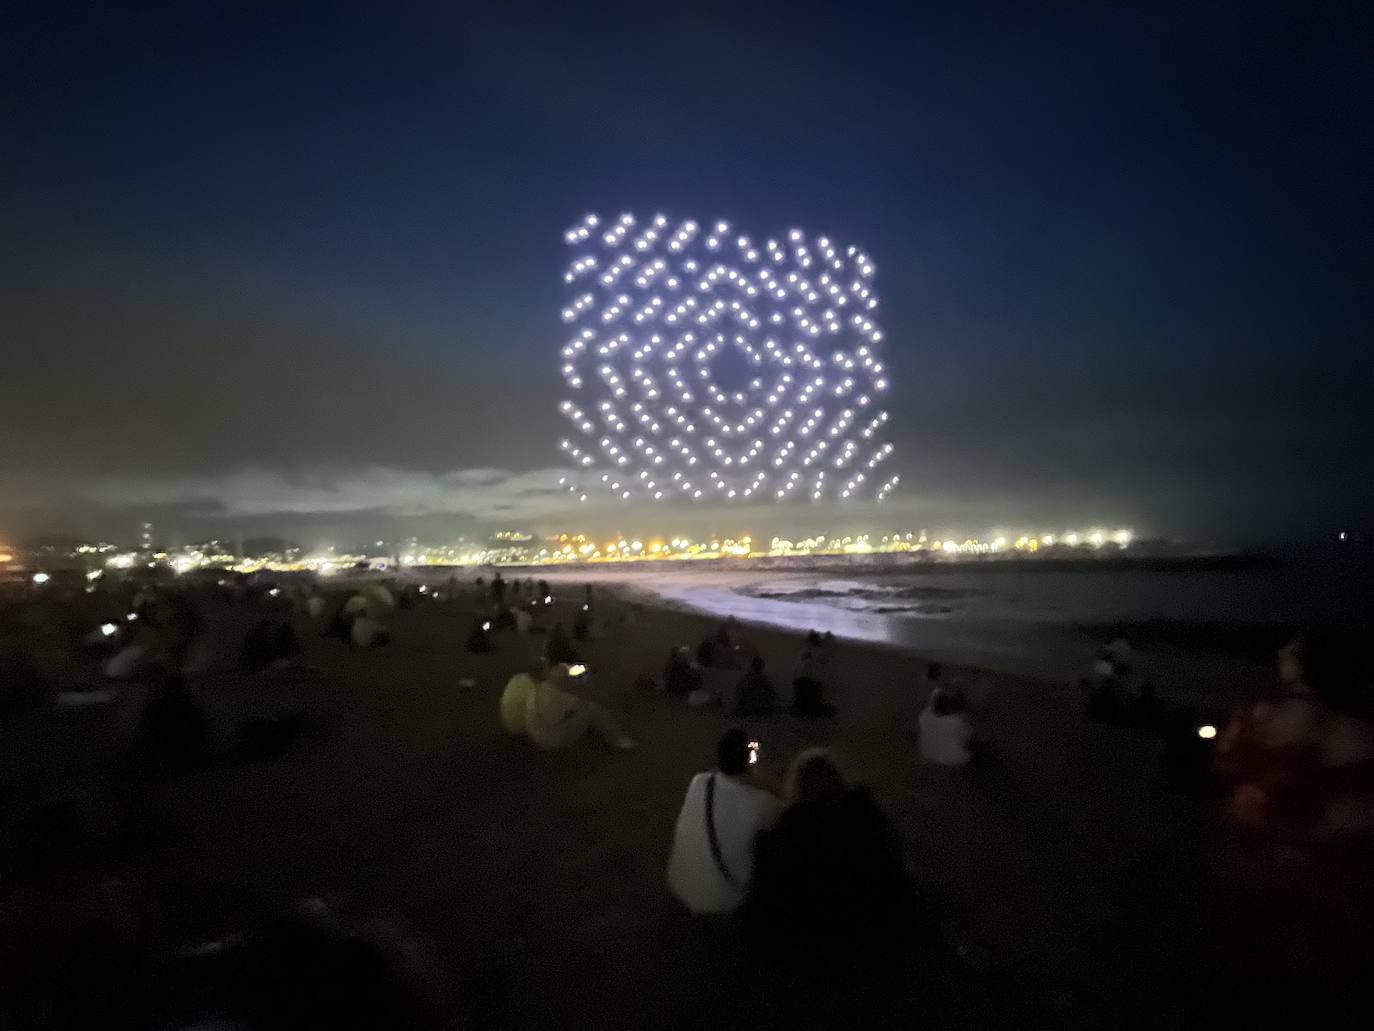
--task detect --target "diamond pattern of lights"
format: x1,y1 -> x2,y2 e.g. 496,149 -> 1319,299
556,213 -> 898,504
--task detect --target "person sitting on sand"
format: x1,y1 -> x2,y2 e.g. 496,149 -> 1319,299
524,663 -> 636,751
465,617 -> 494,654
104,641 -> 147,681
792,635 -> 837,718
667,728 -> 781,915
1214,629 -> 1374,924
544,623 -> 580,666
241,618 -> 301,673
353,613 -> 390,648
514,606 -> 534,634
128,674 -> 212,775
744,748 -> 911,956
734,655 -> 777,717
664,647 -> 704,696
918,686 -> 973,766
500,668 -> 540,735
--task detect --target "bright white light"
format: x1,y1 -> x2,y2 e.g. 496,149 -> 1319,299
1197,725 -> 1217,740
31,572 -> 50,585
557,213 -> 897,502
100,622 -> 118,637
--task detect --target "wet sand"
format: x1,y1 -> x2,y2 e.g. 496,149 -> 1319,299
0,582 -> 1345,1027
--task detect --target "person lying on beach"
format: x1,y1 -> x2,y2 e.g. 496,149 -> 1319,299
743,748 -> 911,957
734,655 -> 777,717
524,663 -> 636,751
667,728 -> 781,915
918,686 -> 973,766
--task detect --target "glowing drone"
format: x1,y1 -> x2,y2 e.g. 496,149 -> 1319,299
557,213 -> 898,503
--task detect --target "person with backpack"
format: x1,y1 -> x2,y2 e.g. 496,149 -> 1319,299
666,728 -> 781,915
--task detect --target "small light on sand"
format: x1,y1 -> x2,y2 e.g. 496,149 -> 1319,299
32,572 -> 50,585
544,595 -> 553,605
268,588 -> 281,597
418,585 -> 429,594
482,621 -> 492,631
100,622 -> 118,637
127,612 -> 139,621
1197,725 -> 1217,739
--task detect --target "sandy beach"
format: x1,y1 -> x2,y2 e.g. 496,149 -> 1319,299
0,578 -> 1363,1028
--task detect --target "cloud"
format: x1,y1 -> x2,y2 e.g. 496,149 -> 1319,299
68,465 -> 583,520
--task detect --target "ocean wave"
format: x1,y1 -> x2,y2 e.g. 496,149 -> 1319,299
732,580 -> 971,618
740,582 -> 974,606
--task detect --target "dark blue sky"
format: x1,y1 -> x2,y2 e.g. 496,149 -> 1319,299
2,1 -> 1371,544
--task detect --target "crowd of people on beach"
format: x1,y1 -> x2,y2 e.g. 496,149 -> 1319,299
1,566 -> 1371,1026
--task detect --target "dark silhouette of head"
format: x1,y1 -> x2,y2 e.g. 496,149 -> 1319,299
749,655 -> 766,675
786,748 -> 848,804
717,727 -> 751,776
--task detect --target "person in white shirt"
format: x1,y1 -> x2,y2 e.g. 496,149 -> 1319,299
667,728 -> 782,915
918,686 -> 973,766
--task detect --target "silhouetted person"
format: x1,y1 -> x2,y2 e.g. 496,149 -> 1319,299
466,617 -> 494,654
128,675 -> 211,775
664,647 -> 704,696
919,687 -> 972,766
792,638 -> 837,718
491,572 -> 506,607
734,655 -> 777,717
544,622 -> 579,666
573,606 -> 591,641
745,749 -> 912,960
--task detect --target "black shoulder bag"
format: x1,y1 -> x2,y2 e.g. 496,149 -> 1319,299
704,774 -> 735,883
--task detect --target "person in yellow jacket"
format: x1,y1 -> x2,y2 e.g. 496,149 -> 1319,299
525,663 -> 637,750
500,669 -> 539,735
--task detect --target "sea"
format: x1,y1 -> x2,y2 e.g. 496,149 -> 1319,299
537,544 -> 1373,699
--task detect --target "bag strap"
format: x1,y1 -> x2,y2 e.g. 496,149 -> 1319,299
704,774 -> 735,884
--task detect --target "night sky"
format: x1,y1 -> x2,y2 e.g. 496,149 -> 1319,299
3,2 -> 1371,546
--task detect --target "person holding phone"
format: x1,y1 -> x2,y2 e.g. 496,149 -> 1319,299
524,662 -> 636,751
667,728 -> 782,915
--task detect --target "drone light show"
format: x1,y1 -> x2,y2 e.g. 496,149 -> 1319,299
556,213 -> 899,504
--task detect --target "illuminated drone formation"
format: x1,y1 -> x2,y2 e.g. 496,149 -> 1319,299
556,213 -> 898,504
